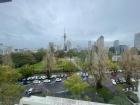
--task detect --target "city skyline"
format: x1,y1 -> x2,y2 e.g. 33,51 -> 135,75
0,0 -> 140,48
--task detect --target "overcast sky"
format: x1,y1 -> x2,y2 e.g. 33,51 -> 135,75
0,0 -> 140,48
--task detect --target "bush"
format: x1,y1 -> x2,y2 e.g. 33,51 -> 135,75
109,92 -> 133,105
63,62 -> 79,72
126,92 -> 139,103
97,87 -> 113,103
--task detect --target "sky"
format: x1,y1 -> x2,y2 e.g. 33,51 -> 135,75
0,0 -> 140,48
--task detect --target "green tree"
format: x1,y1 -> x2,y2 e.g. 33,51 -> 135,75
64,74 -> 89,99
77,50 -> 87,62
55,50 -> 65,58
67,49 -> 78,60
32,49 -> 46,62
19,64 -> 34,77
0,65 -> 24,105
11,52 -> 36,68
107,60 -> 118,72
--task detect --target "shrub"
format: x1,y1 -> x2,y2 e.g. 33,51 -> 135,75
126,92 -> 139,103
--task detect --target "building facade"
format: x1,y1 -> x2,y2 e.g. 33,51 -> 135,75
134,33 -> 140,50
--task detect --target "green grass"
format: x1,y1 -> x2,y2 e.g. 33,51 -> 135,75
31,61 -> 44,72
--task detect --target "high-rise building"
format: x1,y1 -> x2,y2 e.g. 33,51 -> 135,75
113,40 -> 119,48
113,40 -> 120,54
96,35 -> 104,49
88,41 -> 92,50
134,33 -> 140,50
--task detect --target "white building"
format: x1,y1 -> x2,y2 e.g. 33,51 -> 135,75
134,33 -> 140,50
18,96 -> 112,105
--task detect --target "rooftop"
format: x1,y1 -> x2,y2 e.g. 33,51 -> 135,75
19,96 -> 112,105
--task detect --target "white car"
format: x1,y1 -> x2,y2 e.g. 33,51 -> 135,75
111,79 -> 116,85
27,77 -> 32,81
43,79 -> 51,83
27,88 -> 33,94
33,80 -> 41,84
34,76 -> 39,80
55,78 -> 62,82
40,76 -> 46,80
118,70 -> 123,72
131,78 -> 136,82
51,75 -> 57,78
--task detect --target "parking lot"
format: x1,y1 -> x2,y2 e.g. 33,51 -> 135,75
20,73 -> 69,97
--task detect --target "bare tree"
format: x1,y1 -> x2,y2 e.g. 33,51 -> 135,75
87,43 -> 108,89
43,44 -> 55,78
120,48 -> 140,85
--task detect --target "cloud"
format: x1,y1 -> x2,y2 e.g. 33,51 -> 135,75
0,0 -> 139,48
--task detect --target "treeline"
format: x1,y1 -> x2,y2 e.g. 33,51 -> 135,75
0,49 -> 46,68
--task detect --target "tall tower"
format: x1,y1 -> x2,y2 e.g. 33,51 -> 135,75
63,29 -> 67,51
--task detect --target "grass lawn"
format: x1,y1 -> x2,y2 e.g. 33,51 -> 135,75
31,61 -> 44,72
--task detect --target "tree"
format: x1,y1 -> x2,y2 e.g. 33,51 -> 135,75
0,54 -> 3,64
55,50 -> 65,58
19,64 -> 34,77
32,48 -> 46,62
11,52 -> 36,68
67,49 -> 78,60
86,44 -> 109,89
77,50 -> 87,63
119,48 -> 140,85
43,44 -> 55,78
64,74 -> 89,99
0,65 -> 24,105
2,53 -> 13,67
107,60 -> 118,72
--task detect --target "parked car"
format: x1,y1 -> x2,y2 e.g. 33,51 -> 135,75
55,78 -> 62,82
33,80 -> 41,84
43,79 -> 51,83
121,77 -> 126,83
60,74 -> 65,78
118,78 -> 124,83
111,79 -> 116,85
131,78 -> 136,82
40,76 -> 46,80
27,77 -> 32,81
51,75 -> 57,78
115,79 -> 120,84
118,69 -> 123,73
27,88 -> 33,94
